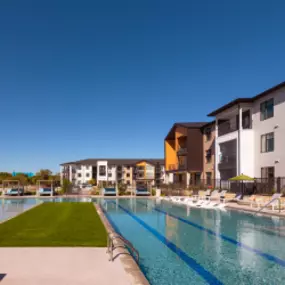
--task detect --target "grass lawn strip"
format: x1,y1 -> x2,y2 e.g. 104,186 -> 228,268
0,203 -> 107,246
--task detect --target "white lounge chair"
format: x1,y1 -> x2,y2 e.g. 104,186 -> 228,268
250,193 -> 282,210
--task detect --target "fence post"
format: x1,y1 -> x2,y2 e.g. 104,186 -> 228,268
219,179 -> 222,190
277,177 -> 281,193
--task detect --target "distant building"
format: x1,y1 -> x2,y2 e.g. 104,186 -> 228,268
164,122 -> 214,187
60,158 -> 166,187
12,172 -> 34,177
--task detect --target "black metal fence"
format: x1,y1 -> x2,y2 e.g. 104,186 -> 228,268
160,177 -> 285,196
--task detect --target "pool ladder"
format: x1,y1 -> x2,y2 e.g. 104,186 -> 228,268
107,232 -> 139,264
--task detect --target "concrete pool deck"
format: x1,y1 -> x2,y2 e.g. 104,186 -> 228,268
0,248 -> 131,285
226,202 -> 285,217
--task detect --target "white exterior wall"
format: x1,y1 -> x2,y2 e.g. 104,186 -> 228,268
165,173 -> 174,184
239,130 -> 254,177
107,165 -> 117,182
252,87 -> 285,177
160,166 -> 167,184
74,165 -> 92,185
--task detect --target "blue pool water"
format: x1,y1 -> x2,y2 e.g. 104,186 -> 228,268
100,198 -> 285,285
0,197 -> 94,222
1,197 -> 285,284
0,198 -> 40,222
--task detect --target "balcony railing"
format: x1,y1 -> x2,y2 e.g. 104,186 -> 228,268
218,121 -> 238,137
177,147 -> 187,156
218,116 -> 252,137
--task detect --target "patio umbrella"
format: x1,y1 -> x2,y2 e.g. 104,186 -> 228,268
229,174 -> 254,197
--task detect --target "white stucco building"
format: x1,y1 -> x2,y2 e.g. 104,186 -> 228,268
60,158 -> 166,186
208,81 -> 285,180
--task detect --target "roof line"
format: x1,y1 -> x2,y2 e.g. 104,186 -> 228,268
207,81 -> 285,117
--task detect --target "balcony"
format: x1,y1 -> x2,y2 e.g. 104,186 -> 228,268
218,110 -> 251,137
177,147 -> 187,156
218,154 -> 236,170
218,121 -> 238,137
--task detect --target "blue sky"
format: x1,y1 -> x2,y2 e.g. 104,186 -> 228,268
1,0 -> 285,173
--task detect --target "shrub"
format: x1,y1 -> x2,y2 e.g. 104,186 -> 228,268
90,188 -> 100,195
24,191 -> 36,196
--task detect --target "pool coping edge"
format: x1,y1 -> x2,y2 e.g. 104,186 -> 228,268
94,203 -> 150,285
0,201 -> 43,224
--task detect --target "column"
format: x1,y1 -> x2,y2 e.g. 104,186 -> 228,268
215,119 -> 220,180
238,106 -> 243,175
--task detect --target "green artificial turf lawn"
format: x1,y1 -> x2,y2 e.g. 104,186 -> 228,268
0,203 -> 107,247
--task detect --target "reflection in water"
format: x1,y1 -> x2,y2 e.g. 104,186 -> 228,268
0,199 -> 39,222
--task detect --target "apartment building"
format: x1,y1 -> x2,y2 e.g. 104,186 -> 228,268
164,122 -> 212,186
134,160 -> 166,187
201,121 -> 216,184
60,158 -> 165,186
208,81 -> 285,180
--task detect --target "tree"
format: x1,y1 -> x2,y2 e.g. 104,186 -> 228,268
49,173 -> 61,187
88,179 -> 96,185
62,179 -> 71,194
0,172 -> 12,184
36,169 -> 52,180
11,173 -> 28,185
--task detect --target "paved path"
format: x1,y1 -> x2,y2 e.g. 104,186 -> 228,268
0,248 -> 131,285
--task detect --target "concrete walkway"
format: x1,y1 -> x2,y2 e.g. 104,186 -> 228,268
0,248 -> 131,285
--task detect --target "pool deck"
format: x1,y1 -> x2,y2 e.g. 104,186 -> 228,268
0,248 -> 131,285
226,202 -> 285,217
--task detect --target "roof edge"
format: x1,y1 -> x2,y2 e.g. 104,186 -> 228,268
207,80 -> 285,117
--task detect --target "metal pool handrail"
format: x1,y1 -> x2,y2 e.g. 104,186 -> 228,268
107,232 -> 139,264
255,197 -> 282,214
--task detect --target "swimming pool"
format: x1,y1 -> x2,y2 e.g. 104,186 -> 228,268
100,198 -> 285,285
0,197 -> 94,222
0,198 -> 40,222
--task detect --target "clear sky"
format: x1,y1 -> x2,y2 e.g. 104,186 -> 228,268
1,0 -> 285,173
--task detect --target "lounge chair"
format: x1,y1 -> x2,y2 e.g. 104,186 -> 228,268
208,190 -> 220,201
250,193 -> 281,209
103,187 -> 117,196
135,188 -> 150,196
38,188 -> 53,196
251,193 -> 283,211
218,190 -> 228,203
5,188 -> 24,196
198,189 -> 211,201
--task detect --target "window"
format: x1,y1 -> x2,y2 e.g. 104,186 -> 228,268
205,127 -> 212,141
261,132 -> 274,153
260,98 -> 274,121
261,167 -> 275,179
126,181 -> 130,185
126,165 -> 130,170
242,110 -> 251,129
206,149 -> 212,163
108,173 -> 112,177
206,172 -> 212,185
77,173 -> 82,178
99,165 -> 106,176
86,173 -> 89,178
126,173 -> 130,178
193,173 -> 201,185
